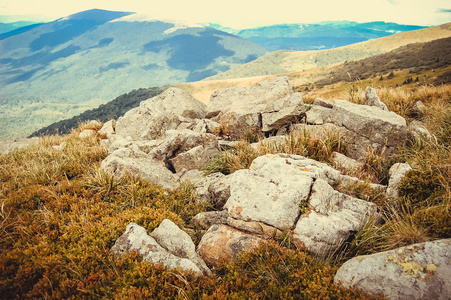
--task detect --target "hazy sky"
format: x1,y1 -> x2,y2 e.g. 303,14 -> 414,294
1,0 -> 451,28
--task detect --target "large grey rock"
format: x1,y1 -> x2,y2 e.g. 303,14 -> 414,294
365,86 -> 388,111
334,239 -> 451,300
261,92 -> 305,132
100,147 -> 179,190
149,130 -> 218,165
179,171 -> 230,209
197,224 -> 263,267
111,223 -> 204,275
250,153 -> 342,184
116,88 -> 206,140
313,98 -> 334,108
170,144 -> 219,173
305,105 -> 332,125
331,152 -> 361,172
330,99 -> 407,160
150,219 -> 211,275
206,77 -> 304,136
293,179 -> 378,255
386,163 -> 413,200
224,155 -> 314,230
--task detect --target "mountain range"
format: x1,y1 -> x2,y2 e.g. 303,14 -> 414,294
1,9 -> 449,140
32,35 -> 451,138
207,23 -> 451,81
0,9 -> 266,139
206,21 -> 427,51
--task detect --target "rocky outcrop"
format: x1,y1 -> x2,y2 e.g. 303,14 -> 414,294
190,211 -> 229,229
206,77 -> 305,136
305,96 -> 406,160
111,221 -> 210,276
329,100 -> 407,160
334,239 -> 451,300
116,87 -> 207,140
196,154 -> 379,262
103,77 -> 415,276
98,119 -> 115,136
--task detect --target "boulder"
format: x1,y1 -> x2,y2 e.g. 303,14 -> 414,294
190,211 -> 229,229
98,120 -> 115,136
179,171 -> 229,207
331,152 -> 361,172
329,99 -> 407,160
224,156 -> 314,230
250,153 -> 342,184
206,77 -> 305,136
261,92 -> 305,133
226,217 -> 284,239
100,147 -> 179,190
115,88 -> 206,140
197,224 -> 263,267
169,144 -> 219,173
305,105 -> 332,125
149,130 -> 218,168
386,163 -> 413,200
293,179 -> 378,255
365,86 -> 388,111
334,239 -> 451,300
150,219 -> 211,275
111,223 -> 204,275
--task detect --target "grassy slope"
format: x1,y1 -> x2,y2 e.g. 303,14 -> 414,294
175,36 -> 451,104
206,23 -> 451,81
1,83 -> 450,298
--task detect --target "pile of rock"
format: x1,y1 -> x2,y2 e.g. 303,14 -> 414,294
99,76 -> 448,299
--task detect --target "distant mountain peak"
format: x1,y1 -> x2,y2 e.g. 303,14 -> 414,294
111,13 -> 203,28
59,9 -> 133,22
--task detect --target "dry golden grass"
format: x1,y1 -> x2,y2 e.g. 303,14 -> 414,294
205,125 -> 347,175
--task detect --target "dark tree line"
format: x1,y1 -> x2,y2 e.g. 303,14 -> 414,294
30,87 -> 165,137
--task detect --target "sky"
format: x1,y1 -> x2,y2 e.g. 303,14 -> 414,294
1,0 -> 451,28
